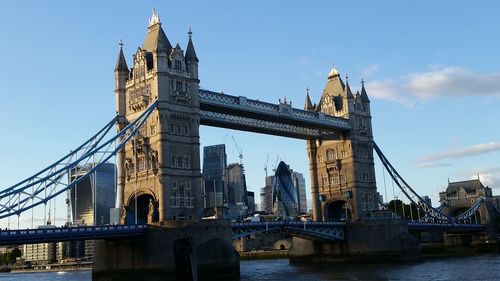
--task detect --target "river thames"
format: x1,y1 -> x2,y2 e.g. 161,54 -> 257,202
1,255 -> 499,280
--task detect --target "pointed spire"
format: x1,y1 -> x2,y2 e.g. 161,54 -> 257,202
115,40 -> 129,72
360,78 -> 370,103
185,28 -> 199,62
345,74 -> 353,99
328,64 -> 340,79
143,9 -> 172,53
304,86 -> 313,110
149,8 -> 161,27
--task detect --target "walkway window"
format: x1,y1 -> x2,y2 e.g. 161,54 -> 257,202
175,60 -> 182,70
326,149 -> 337,161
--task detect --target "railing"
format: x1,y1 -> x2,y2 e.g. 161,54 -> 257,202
199,89 -> 351,130
0,225 -> 149,246
232,221 -> 345,228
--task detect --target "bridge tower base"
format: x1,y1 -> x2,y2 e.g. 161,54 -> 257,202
92,220 -> 239,281
289,220 -> 420,262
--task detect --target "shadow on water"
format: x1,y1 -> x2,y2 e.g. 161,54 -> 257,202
240,254 -> 500,281
1,255 -> 500,281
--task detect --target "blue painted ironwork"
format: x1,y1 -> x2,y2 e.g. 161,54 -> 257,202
0,225 -> 148,246
199,89 -> 351,139
407,222 -> 486,232
0,100 -> 158,220
455,199 -> 483,221
374,142 -> 449,222
375,142 -> 487,224
0,118 -> 116,196
231,221 -> 345,241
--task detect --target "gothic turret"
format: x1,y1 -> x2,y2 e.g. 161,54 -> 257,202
307,65 -> 378,221
117,11 -> 203,223
344,75 -> 354,100
114,43 -> 129,73
114,41 -> 128,119
304,86 -> 313,111
143,9 -> 172,54
185,28 -> 199,80
319,65 -> 346,116
360,79 -> 370,103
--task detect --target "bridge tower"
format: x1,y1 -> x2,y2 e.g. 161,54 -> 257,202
115,11 -> 202,224
306,67 -> 378,221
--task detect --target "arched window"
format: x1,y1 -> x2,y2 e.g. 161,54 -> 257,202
326,149 -> 337,161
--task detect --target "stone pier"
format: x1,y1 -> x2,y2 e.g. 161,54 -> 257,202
289,219 -> 420,262
93,220 -> 239,281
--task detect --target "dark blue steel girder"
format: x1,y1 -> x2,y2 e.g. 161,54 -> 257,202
0,225 -> 148,246
199,89 -> 351,139
407,222 -> 487,232
231,221 -> 346,241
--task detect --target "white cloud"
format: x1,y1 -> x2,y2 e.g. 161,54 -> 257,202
420,142 -> 500,162
367,66 -> 500,105
469,173 -> 500,189
454,167 -> 500,189
297,57 -> 312,66
416,162 -> 452,169
361,63 -> 380,78
366,79 -> 415,106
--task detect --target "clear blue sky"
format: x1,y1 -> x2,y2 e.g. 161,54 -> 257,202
1,1 -> 500,227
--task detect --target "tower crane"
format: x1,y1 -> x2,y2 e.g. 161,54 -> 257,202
264,153 -> 270,177
272,155 -> 280,173
231,135 -> 243,165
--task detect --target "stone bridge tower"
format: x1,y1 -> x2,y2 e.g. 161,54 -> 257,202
114,11 -> 202,224
306,67 -> 378,221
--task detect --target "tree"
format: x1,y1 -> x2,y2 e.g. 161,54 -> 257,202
388,200 -> 423,220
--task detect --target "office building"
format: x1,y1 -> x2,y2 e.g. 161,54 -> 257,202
70,162 -> 116,225
202,145 -> 227,208
291,170 -> 307,213
226,163 -> 248,218
272,161 -> 299,218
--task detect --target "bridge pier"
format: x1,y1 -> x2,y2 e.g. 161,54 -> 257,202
289,220 -> 420,262
92,220 -> 239,281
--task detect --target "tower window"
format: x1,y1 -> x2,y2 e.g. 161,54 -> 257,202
175,81 -> 183,91
175,60 -> 182,70
326,149 -> 337,161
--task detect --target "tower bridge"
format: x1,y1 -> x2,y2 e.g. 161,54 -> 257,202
1,11 -> 498,281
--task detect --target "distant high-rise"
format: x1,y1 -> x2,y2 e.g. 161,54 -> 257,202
247,191 -> 255,213
260,176 -> 273,213
70,163 -> 116,225
226,163 -> 248,218
422,195 -> 432,207
272,161 -> 299,218
202,145 -> 227,208
291,170 -> 307,213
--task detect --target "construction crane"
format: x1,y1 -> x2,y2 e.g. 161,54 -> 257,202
272,155 -> 280,173
263,153 -> 270,177
231,135 -> 243,165
66,190 -> 71,226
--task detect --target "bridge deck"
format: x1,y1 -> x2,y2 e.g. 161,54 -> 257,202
199,89 -> 351,139
0,222 -> 488,246
0,225 -> 148,246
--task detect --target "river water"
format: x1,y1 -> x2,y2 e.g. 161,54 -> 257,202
1,255 -> 499,280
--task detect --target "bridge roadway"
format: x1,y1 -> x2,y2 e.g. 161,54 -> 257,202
0,222 -> 487,246
198,89 -> 351,139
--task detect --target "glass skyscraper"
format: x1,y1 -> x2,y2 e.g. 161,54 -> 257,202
70,162 -> 116,225
202,144 -> 227,208
260,176 -> 273,213
272,161 -> 299,218
291,170 -> 307,213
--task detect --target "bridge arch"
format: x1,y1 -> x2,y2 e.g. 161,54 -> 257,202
449,207 -> 482,224
324,199 -> 352,221
126,189 -> 159,225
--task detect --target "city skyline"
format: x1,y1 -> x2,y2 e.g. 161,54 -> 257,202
1,1 -> 500,227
